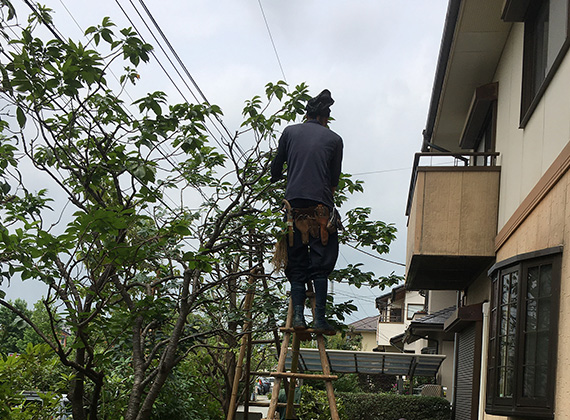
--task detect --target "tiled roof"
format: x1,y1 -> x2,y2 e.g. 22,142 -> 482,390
376,284 -> 405,300
409,305 -> 456,327
403,306 -> 457,345
349,315 -> 378,332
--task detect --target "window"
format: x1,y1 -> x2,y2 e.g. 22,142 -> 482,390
520,0 -> 570,125
378,305 -> 403,323
486,250 -> 561,418
459,82 -> 498,167
390,307 -> 403,323
406,303 -> 425,320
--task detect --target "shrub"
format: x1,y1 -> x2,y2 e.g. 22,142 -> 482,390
297,385 -> 345,420
336,392 -> 451,420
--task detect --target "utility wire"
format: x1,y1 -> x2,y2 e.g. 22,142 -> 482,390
111,0 -> 193,106
134,0 -> 243,154
112,0 -> 243,160
257,0 -> 287,83
58,0 -> 135,103
351,161 -> 459,177
11,2 -> 201,249
352,167 -> 411,176
22,0 -> 64,41
344,243 -> 405,267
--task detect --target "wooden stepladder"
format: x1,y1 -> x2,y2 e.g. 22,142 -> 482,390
263,282 -> 339,420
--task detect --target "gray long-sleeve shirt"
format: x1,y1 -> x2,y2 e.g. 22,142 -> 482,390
271,119 -> 343,208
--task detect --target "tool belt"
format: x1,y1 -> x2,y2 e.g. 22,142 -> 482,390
282,200 -> 342,247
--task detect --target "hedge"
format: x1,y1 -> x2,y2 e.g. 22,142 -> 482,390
335,392 -> 451,420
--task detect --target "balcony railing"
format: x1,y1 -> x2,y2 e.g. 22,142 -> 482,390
405,151 -> 500,290
406,151 -> 500,217
379,313 -> 403,323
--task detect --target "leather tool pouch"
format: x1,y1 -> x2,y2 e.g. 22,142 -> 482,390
314,204 -> 330,246
292,205 -> 332,246
294,214 -> 311,245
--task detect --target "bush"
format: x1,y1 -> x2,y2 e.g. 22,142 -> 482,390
336,392 -> 451,420
0,344 -> 70,419
297,385 -> 345,420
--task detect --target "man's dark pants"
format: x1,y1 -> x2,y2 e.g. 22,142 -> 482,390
285,226 -> 339,311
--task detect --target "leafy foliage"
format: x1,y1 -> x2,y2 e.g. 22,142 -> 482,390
0,343 -> 70,420
298,385 -> 346,420
336,392 -> 451,420
0,3 -> 402,420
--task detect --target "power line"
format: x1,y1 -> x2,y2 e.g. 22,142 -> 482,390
111,0 -> 193,106
10,2 -> 201,249
344,243 -> 405,267
133,0 -> 244,155
351,167 -> 411,176
351,161 -> 461,177
110,0 -> 245,160
58,0 -> 135,103
257,0 -> 287,83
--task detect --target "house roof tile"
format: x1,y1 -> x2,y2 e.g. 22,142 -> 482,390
349,315 -> 378,332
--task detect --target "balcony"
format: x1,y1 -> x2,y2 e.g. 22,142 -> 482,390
405,152 -> 500,290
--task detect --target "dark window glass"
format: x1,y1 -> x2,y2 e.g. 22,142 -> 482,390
497,271 -> 518,398
522,264 -> 553,399
486,253 -> 560,417
521,0 -> 570,124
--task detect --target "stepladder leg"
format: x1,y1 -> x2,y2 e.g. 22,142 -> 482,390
285,332 -> 302,419
266,298 -> 294,420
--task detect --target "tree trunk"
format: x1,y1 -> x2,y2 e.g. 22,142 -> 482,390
125,315 -> 145,420
68,349 -> 87,420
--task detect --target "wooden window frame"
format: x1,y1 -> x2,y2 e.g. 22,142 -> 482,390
520,0 -> 570,127
486,251 -> 561,418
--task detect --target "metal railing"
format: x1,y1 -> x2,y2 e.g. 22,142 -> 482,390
378,313 -> 403,323
405,151 -> 500,216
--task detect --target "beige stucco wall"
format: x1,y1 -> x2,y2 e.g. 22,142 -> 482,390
494,23 -> 570,232
428,290 -> 457,313
491,170 -> 570,419
377,322 -> 404,347
359,331 -> 377,352
439,340 -> 455,402
471,20 -> 570,420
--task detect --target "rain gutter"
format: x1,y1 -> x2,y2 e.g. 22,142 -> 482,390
421,0 -> 463,152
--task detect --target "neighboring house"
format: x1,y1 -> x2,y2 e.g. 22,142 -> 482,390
348,315 -> 378,351
375,285 -> 426,353
405,0 -> 570,419
401,296 -> 457,402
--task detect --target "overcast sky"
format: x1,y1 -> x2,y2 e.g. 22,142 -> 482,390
2,0 -> 449,322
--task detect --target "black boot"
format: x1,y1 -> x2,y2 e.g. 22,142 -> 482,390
292,305 -> 307,330
313,277 -> 335,334
314,306 -> 335,334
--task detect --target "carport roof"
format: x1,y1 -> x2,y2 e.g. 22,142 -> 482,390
284,348 -> 445,377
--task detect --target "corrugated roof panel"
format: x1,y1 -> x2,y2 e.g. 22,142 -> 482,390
284,348 -> 445,377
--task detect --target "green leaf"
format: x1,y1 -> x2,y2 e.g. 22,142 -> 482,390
16,107 -> 26,128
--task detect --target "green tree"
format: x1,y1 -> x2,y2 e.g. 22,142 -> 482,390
0,3 -> 400,420
0,299 -> 35,354
0,343 -> 70,420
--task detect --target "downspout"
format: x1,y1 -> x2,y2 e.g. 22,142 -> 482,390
478,302 -> 490,420
451,292 -> 461,416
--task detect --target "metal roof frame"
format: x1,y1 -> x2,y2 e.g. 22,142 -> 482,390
284,348 -> 445,377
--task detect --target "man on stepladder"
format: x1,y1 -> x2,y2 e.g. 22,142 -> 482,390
271,89 -> 343,334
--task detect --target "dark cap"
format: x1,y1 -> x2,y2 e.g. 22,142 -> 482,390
306,89 -> 334,117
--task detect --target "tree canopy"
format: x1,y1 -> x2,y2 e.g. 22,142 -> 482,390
0,2 -> 401,419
